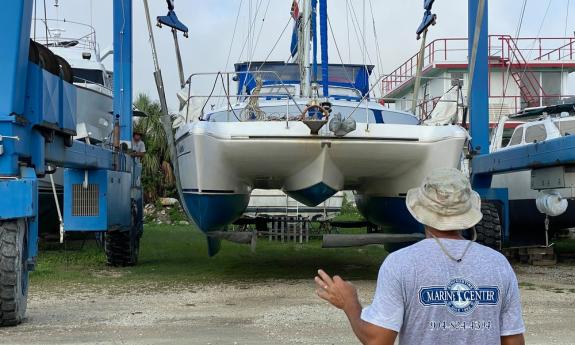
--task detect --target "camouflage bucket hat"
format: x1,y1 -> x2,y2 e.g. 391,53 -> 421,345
406,168 -> 483,231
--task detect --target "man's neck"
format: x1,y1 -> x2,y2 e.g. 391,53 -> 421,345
425,227 -> 464,240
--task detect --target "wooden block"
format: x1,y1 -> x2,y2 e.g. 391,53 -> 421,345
531,259 -> 557,266
527,247 -> 554,255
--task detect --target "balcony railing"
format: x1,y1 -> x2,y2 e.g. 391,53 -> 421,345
382,35 -> 575,96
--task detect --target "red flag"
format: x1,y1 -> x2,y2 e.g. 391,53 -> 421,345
291,0 -> 300,20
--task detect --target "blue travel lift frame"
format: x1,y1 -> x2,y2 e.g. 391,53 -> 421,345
466,0 -> 513,245
0,0 -> 140,325
467,0 -> 573,246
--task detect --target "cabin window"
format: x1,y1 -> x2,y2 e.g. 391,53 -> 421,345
556,120 -> 575,136
72,68 -> 105,86
508,127 -> 523,146
525,124 -> 547,143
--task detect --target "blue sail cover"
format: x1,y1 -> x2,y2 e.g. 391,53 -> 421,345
235,62 -> 374,97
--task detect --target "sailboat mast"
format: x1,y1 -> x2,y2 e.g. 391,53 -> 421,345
299,0 -> 312,97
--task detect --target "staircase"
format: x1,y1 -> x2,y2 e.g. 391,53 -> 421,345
499,35 -> 546,107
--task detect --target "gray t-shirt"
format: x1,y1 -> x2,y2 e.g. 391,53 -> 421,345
132,140 -> 146,163
132,140 -> 146,153
361,239 -> 525,345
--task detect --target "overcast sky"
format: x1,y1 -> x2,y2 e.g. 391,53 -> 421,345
40,0 -> 575,111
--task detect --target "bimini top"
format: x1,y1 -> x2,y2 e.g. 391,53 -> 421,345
234,61 -> 374,98
510,102 -> 575,120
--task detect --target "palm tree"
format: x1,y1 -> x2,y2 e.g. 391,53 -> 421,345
133,93 -> 175,202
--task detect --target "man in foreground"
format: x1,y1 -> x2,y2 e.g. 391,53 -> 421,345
315,168 -> 525,345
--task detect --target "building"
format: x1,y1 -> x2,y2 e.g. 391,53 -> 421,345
382,35 -> 575,122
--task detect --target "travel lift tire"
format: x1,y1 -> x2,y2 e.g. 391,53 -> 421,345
475,201 -> 503,251
104,203 -> 142,267
0,220 -> 29,327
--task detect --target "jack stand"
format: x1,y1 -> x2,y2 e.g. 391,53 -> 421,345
544,215 -> 550,248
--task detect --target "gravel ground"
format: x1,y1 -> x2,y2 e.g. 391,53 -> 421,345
0,264 -> 573,345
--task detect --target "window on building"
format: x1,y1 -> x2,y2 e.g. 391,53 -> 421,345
541,72 -> 562,106
451,72 -> 464,88
508,127 -> 524,146
525,124 -> 547,143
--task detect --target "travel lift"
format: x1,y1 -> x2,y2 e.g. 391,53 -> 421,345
468,0 -> 572,250
0,0 -> 142,326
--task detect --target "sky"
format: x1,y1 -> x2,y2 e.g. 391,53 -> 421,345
39,0 -> 575,111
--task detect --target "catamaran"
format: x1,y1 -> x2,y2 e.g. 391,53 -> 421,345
171,0 -> 468,253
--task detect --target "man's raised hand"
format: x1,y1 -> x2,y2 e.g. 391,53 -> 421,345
315,269 -> 359,311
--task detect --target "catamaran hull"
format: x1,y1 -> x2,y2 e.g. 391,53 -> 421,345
176,121 -> 467,234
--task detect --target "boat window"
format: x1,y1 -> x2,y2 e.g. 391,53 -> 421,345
508,127 -> 523,146
555,120 -> 575,136
72,68 -> 104,85
501,128 -> 515,147
260,85 -> 296,96
320,87 -> 362,98
524,124 -> 547,143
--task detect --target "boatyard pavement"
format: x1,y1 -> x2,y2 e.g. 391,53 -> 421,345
0,264 -> 573,345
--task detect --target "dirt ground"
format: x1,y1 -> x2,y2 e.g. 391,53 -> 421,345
1,264 -> 574,345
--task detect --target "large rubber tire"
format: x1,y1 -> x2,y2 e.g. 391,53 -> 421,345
475,202 -> 503,251
105,229 -> 140,267
0,220 -> 28,327
28,40 -> 39,64
54,55 -> 74,83
35,42 -> 60,76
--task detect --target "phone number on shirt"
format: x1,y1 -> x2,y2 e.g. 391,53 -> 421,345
429,320 -> 493,331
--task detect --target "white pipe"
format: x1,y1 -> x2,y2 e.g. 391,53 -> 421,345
83,170 -> 89,189
49,171 -> 64,243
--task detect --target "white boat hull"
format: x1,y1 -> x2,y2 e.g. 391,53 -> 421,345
176,121 -> 467,232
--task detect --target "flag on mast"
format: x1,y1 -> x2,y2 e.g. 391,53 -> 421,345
290,0 -> 301,57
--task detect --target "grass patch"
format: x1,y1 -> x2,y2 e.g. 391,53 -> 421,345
555,239 -> 575,254
31,224 -> 387,287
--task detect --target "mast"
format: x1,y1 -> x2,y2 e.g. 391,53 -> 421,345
299,0 -> 312,97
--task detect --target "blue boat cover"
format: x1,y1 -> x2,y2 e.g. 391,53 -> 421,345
234,62 -> 374,97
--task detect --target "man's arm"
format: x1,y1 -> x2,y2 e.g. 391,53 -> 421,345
315,270 -> 397,345
131,151 -> 145,158
501,334 -> 525,345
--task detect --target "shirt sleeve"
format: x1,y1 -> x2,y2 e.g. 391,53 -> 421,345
140,141 -> 146,153
500,261 -> 525,336
360,256 -> 404,332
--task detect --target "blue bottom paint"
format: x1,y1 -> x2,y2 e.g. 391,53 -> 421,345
355,195 -> 423,251
182,193 -> 250,233
286,182 -> 337,207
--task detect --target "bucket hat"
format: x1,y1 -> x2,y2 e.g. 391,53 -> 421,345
406,168 -> 482,231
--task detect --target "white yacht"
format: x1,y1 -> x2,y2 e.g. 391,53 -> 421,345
490,105 -> 575,244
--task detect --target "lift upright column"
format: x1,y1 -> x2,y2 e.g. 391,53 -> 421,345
468,0 -> 490,188
113,0 -> 133,145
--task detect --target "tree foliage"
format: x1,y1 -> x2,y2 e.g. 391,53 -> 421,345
133,93 -> 175,201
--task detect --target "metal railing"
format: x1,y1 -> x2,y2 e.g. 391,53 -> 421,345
33,19 -> 98,51
382,35 -> 575,96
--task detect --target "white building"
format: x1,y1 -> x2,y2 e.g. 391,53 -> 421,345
382,35 -> 575,123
